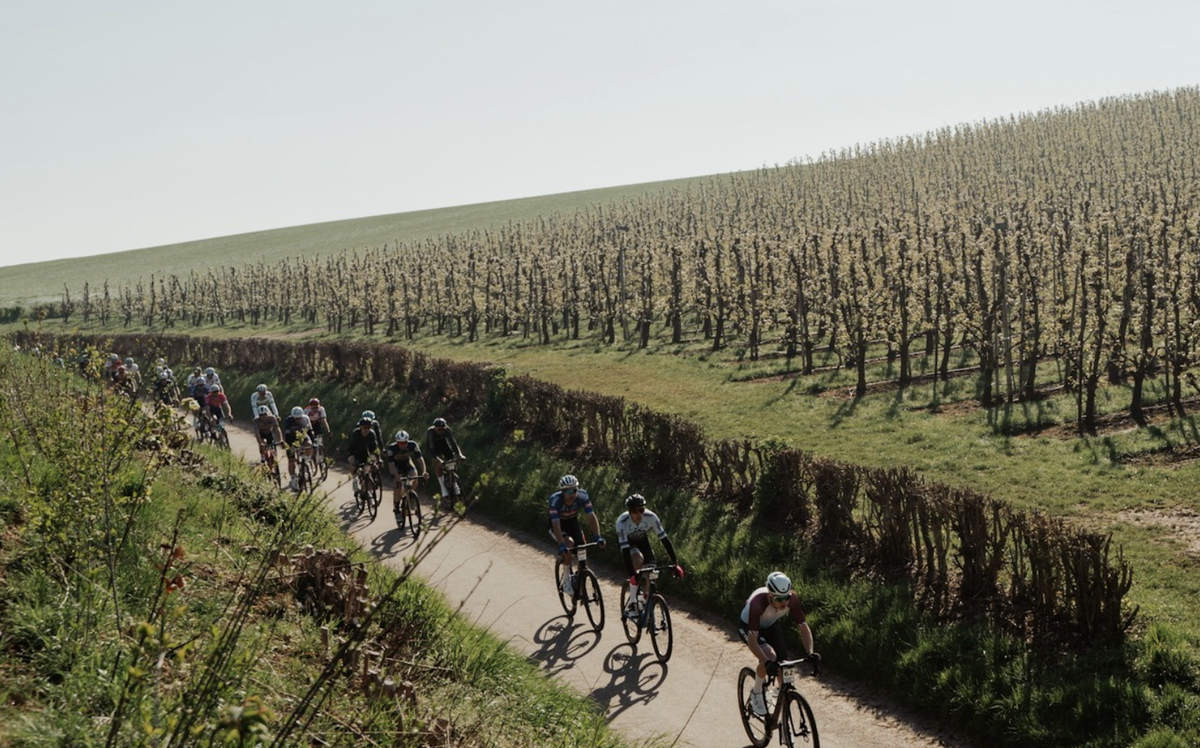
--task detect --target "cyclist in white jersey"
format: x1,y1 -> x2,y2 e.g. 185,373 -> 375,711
614,493 -> 683,617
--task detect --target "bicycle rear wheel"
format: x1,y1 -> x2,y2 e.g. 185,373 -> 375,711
406,489 -> 422,539
214,426 -> 230,450
296,459 -> 312,494
553,558 -> 577,617
738,667 -> 772,748
647,594 -> 673,663
579,569 -> 605,632
782,689 -> 819,748
315,444 -> 329,482
619,584 -> 642,645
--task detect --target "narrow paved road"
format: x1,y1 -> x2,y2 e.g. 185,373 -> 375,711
224,423 -> 968,748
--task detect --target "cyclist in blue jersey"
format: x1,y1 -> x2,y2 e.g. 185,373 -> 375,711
548,474 -> 605,595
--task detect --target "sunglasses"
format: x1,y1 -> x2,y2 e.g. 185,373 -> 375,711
771,594 -> 790,603
563,488 -> 577,495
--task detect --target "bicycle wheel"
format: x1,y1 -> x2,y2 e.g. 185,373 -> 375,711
647,594 -> 673,663
297,459 -> 312,494
407,489 -> 422,539
366,470 -> 380,521
214,426 -> 230,450
782,689 -> 819,748
579,569 -> 605,632
738,667 -> 772,748
619,584 -> 642,645
315,444 -> 329,482
554,558 -> 577,616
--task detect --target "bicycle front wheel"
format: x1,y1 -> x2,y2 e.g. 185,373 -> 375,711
407,489 -> 422,539
738,667 -> 772,748
297,459 -> 312,494
553,558 -> 577,617
647,594 -> 673,663
214,426 -> 230,450
315,444 -> 329,482
366,471 -> 380,521
619,584 -> 642,645
579,569 -> 605,632
783,689 -> 819,748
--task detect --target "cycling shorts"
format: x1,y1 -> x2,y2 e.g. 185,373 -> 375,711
738,621 -> 790,662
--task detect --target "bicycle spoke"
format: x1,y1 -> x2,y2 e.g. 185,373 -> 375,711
648,594 -> 673,662
737,667 -> 772,748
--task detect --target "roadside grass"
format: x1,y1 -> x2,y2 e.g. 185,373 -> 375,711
0,350 -> 643,748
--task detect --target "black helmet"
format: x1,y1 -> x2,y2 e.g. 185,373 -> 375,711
624,494 -> 647,511
433,417 -> 448,428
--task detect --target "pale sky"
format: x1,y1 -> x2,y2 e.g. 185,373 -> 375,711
2,1 -> 1198,269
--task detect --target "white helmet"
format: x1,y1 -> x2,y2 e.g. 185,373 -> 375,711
257,405 -> 270,416
256,383 -> 268,393
204,367 -> 215,376
394,430 -> 409,442
291,406 -> 304,417
766,571 -> 792,597
558,474 -> 580,490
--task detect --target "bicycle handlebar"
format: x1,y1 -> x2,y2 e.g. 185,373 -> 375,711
777,654 -> 822,676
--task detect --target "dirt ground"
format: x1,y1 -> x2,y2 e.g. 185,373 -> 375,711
225,423 -> 971,748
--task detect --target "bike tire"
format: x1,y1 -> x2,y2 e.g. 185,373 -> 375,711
407,489 -> 422,539
554,558 -> 577,617
783,689 -> 820,748
297,459 -> 312,494
738,667 -> 772,748
366,470 -> 379,521
647,593 -> 673,663
270,463 -> 281,489
579,569 -> 605,632
317,445 -> 329,482
619,584 -> 642,645
215,427 -> 230,450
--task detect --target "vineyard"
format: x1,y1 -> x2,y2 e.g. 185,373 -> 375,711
48,87 -> 1200,437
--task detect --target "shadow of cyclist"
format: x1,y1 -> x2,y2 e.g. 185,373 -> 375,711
368,526 -> 417,561
586,642 -> 667,720
529,616 -> 602,677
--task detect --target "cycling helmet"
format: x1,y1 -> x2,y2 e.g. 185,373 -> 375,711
159,370 -> 171,380
155,357 -> 166,367
433,417 -> 448,428
256,383 -> 268,393
766,571 -> 793,597
558,474 -> 580,490
109,353 -> 120,361
394,430 -> 409,442
625,493 -> 647,511
309,398 -> 320,406
362,410 -> 376,420
193,367 -> 202,375
209,384 -> 222,393
204,367 -> 215,376
357,417 -> 373,427
290,406 -> 304,417
257,405 -> 270,416
124,357 -> 134,365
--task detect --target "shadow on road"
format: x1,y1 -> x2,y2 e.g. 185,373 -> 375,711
530,616 -> 603,676
589,642 -> 668,720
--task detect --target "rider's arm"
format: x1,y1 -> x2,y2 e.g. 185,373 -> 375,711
272,423 -> 284,445
797,621 -> 815,657
661,535 -> 679,566
415,455 -> 427,476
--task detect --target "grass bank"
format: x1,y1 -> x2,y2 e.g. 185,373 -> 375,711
0,349 -> 641,748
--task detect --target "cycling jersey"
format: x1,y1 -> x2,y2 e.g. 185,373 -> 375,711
282,413 -> 312,442
346,427 -> 381,462
548,489 -> 594,524
255,413 -> 281,441
740,587 -> 806,631
250,391 -> 278,418
615,509 -> 668,547
385,439 -> 422,471
206,391 -> 229,420
304,404 -> 329,435
426,425 -> 462,461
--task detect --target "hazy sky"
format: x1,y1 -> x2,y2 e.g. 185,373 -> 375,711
2,1 -> 1198,268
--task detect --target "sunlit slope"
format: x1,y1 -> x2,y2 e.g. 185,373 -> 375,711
0,175 -> 709,306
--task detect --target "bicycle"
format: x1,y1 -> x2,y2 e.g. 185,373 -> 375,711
394,473 -> 424,539
257,440 -> 282,488
210,414 -> 231,450
289,442 -> 317,494
619,563 -> 674,662
437,456 -> 464,512
737,656 -> 821,748
553,541 -> 605,632
353,459 -> 383,520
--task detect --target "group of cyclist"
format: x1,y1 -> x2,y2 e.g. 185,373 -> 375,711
548,472 -> 818,716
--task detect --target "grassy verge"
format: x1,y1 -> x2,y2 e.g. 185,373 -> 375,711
0,349 -> 641,748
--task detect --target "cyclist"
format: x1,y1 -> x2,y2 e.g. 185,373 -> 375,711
186,367 -> 206,398
304,398 -> 329,442
154,357 -> 173,381
738,571 -> 819,716
615,493 -> 683,618
384,430 -> 427,517
153,369 -> 178,404
360,410 -> 384,446
104,353 -> 122,381
205,384 -> 233,430
347,416 -> 383,494
253,404 -> 284,449
548,474 -> 605,596
123,357 -> 142,389
282,406 -> 314,489
250,383 -> 279,418
426,417 -> 467,502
